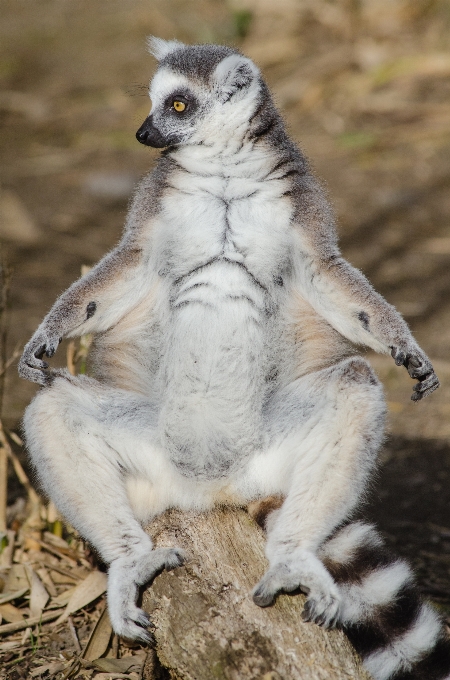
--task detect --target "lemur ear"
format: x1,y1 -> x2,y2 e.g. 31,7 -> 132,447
147,36 -> 185,61
212,54 -> 259,102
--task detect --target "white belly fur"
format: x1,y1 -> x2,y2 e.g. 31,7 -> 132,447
157,260 -> 275,478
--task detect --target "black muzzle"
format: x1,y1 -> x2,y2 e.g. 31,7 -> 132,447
136,116 -> 168,148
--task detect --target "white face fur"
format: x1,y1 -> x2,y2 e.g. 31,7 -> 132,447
137,40 -> 262,149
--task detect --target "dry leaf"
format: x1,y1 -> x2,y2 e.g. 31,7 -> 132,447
0,586 -> 29,605
55,570 -> 107,624
30,661 -> 66,677
47,569 -> 78,585
3,564 -> 29,592
92,656 -> 144,673
50,585 -> 77,608
82,606 -> 112,662
0,602 -> 26,623
26,566 -> 49,618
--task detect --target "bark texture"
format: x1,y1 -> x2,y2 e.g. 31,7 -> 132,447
143,507 -> 371,680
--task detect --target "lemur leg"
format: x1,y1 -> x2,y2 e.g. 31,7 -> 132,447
23,372 -> 184,642
251,357 -> 385,627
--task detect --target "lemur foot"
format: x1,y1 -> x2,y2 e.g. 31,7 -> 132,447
301,591 -> 340,628
252,549 -> 341,629
108,546 -> 185,642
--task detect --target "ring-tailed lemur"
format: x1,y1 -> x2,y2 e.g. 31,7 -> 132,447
19,39 -> 449,679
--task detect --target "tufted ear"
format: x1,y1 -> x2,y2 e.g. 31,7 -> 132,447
147,36 -> 185,61
212,54 -> 259,102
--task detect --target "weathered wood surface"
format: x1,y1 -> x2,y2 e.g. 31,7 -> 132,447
143,507 -> 371,680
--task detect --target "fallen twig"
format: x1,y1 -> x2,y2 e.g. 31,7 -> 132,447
0,609 -> 64,635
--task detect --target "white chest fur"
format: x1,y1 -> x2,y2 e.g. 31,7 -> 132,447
151,143 -> 294,478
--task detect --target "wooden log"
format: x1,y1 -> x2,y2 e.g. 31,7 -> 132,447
143,507 -> 371,680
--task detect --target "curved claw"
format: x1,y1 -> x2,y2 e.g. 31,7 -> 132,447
108,545 -> 185,642
301,594 -> 340,629
119,612 -> 155,644
411,372 -> 440,401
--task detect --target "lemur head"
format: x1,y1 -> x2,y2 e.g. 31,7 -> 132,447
136,38 -> 262,149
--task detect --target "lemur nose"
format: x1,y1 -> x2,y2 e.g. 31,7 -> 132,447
136,128 -> 149,144
135,116 -> 168,148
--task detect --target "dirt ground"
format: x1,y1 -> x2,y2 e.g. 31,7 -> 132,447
0,0 -> 450,676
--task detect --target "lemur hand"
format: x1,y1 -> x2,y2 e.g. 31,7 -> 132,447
19,330 -> 61,386
390,346 -> 439,401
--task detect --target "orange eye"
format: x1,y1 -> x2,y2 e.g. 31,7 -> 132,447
173,100 -> 186,112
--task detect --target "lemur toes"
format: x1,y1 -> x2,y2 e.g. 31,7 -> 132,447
411,372 -> 440,401
107,544 -> 185,642
252,562 -> 308,608
114,607 -> 155,645
252,555 -> 341,628
302,594 -> 340,629
143,547 -> 186,581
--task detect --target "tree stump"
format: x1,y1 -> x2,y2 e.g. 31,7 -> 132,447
143,507 -> 371,680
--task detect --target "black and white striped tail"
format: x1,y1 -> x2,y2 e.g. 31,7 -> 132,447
319,522 -> 450,680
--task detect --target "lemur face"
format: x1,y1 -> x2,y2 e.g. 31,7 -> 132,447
136,39 -> 261,149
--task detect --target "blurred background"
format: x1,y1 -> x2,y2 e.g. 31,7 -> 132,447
1,0 -> 449,615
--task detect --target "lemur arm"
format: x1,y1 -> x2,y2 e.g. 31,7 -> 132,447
19,241 -> 145,386
292,176 -> 439,400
